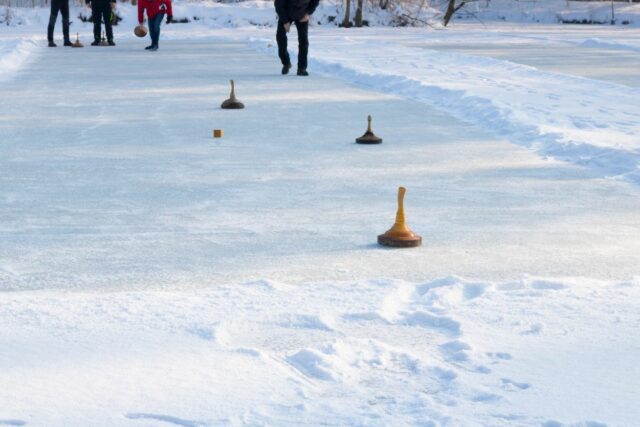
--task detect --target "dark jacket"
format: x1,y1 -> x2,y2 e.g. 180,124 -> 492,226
274,0 -> 319,23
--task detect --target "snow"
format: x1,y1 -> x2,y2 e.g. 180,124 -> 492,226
1,2 -> 640,425
0,36 -> 39,82
452,0 -> 640,26
2,277 -> 640,425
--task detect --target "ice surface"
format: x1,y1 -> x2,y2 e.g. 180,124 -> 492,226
2,34 -> 640,290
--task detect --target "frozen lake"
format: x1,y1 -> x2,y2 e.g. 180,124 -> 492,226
1,36 -> 639,291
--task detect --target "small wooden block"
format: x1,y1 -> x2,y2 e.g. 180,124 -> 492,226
377,234 -> 422,248
213,129 -> 224,138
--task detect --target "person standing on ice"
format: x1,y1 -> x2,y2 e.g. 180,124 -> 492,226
138,0 -> 173,51
87,0 -> 116,46
274,0 -> 319,76
47,0 -> 72,47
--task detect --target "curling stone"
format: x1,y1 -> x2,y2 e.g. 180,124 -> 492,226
356,115 -> 382,144
213,129 -> 224,138
378,187 -> 422,248
72,33 -> 84,48
134,25 -> 148,38
221,80 -> 245,109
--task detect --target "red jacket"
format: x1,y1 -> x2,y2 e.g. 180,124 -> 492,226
138,0 -> 172,23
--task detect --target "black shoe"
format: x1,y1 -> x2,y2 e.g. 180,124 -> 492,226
48,41 -> 57,47
91,40 -> 100,46
281,63 -> 292,75
297,68 -> 309,76
108,40 -> 115,46
145,45 -> 154,50
63,40 -> 73,47
150,45 -> 158,51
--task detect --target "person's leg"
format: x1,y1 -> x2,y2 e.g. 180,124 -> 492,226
295,20 -> 309,72
276,19 -> 290,67
152,13 -> 164,47
92,5 -> 101,42
47,0 -> 60,44
103,5 -> 114,42
61,0 -> 71,44
147,14 -> 158,47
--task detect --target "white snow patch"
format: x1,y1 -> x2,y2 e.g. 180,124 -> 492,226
1,276 -> 639,424
0,37 -> 39,82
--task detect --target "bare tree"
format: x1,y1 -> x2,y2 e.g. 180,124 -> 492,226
342,0 -> 351,27
443,0 -> 466,26
355,0 -> 364,26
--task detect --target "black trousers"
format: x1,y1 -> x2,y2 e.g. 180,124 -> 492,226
92,3 -> 114,42
149,13 -> 164,47
47,0 -> 70,43
276,19 -> 309,70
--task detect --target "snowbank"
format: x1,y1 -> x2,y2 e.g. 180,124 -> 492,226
455,0 -> 640,26
0,37 -> 39,81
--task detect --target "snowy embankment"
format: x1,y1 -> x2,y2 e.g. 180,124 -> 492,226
2,276 -> 639,425
0,37 -> 40,82
456,0 -> 640,25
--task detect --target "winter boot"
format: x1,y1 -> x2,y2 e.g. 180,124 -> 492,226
63,39 -> 73,47
108,40 -> 115,46
297,68 -> 308,76
281,63 -> 292,75
48,41 -> 57,47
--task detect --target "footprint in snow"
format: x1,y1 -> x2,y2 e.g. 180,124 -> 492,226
235,347 -> 261,357
530,280 -> 567,290
401,311 -> 461,337
440,341 -> 491,373
126,413 -> 206,427
500,378 -> 531,391
520,323 -> 544,335
543,422 -> 606,427
185,325 -> 215,341
286,349 -> 335,381
471,391 -> 501,403
429,366 -> 458,383
486,352 -> 513,361
440,340 -> 471,362
278,314 -> 334,332
463,282 -> 487,300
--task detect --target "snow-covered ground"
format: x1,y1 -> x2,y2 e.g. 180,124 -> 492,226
1,4 -> 640,426
4,276 -> 640,425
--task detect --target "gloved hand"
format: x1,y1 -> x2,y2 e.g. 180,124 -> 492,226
166,15 -> 172,24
